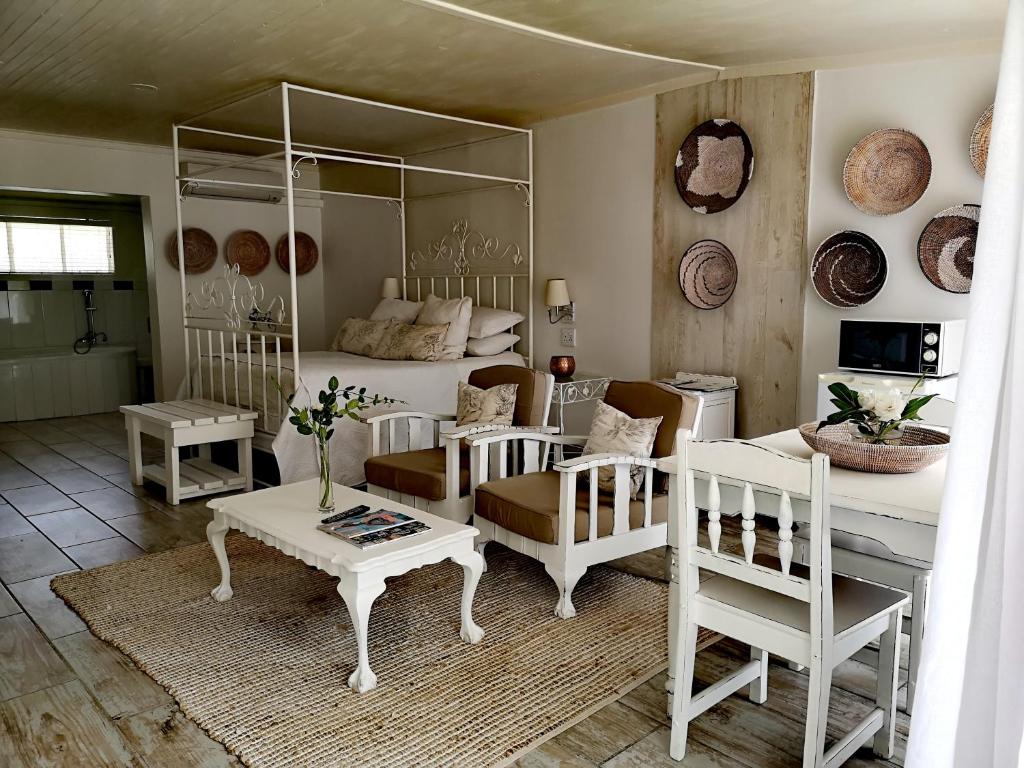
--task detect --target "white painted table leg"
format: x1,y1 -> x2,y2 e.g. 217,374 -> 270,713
206,517 -> 233,601
126,416 -> 143,485
164,430 -> 181,505
451,547 -> 485,643
239,436 -> 253,492
338,572 -> 387,693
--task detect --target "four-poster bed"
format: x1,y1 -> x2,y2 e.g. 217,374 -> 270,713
170,82 -> 534,485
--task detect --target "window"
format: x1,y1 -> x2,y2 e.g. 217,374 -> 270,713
0,219 -> 115,274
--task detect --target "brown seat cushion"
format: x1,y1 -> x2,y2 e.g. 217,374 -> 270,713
364,448 -> 470,502
468,365 -> 548,426
474,470 -> 668,545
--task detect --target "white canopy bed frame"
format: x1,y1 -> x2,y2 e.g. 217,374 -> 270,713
170,83 -> 535,459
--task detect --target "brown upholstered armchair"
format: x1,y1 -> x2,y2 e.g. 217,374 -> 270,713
363,366 -> 554,522
468,381 -> 702,617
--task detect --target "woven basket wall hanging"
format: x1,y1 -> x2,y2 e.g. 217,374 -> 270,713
678,239 -> 738,309
166,228 -> 217,274
917,203 -> 979,294
811,230 -> 887,308
843,128 -> 931,215
225,230 -> 271,276
970,104 -> 993,178
674,119 -> 754,214
275,232 -> 319,275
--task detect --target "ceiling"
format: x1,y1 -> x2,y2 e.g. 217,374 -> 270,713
0,0 -> 1006,146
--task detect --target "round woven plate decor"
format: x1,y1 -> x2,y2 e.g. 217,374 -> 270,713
799,423 -> 949,474
970,104 -> 993,178
275,232 -> 319,275
226,230 -> 271,276
678,239 -> 738,309
674,119 -> 754,214
811,231 -> 887,308
917,203 -> 979,294
843,128 -> 931,215
167,228 -> 217,274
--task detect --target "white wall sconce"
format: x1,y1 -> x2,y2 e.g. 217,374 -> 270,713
544,278 -> 575,324
380,277 -> 402,299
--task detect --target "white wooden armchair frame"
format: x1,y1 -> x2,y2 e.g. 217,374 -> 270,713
666,437 -> 908,767
364,410 -> 556,522
469,406 -> 699,618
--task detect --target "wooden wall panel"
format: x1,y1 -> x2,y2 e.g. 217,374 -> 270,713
652,73 -> 813,438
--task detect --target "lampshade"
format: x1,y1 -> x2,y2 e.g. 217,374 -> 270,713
544,278 -> 571,307
380,277 -> 402,299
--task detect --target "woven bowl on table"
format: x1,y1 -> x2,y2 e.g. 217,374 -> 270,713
798,423 -> 949,474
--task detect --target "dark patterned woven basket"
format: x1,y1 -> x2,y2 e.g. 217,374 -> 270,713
799,423 -> 949,474
674,119 -> 754,214
275,232 -> 319,275
917,204 -> 979,294
843,128 -> 931,215
811,231 -> 887,308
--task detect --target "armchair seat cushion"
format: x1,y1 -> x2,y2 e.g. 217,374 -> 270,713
365,448 -> 469,502
475,470 -> 668,545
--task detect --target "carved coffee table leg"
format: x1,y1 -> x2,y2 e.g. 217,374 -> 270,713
451,547 -> 485,644
337,572 -> 387,693
206,517 -> 233,602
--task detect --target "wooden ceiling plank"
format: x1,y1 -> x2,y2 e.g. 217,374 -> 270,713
0,0 -> 95,80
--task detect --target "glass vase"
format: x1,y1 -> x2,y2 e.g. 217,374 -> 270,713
316,435 -> 334,512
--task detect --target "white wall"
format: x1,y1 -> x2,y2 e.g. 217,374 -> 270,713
533,97 -> 656,430
321,195 -> 402,340
799,55 -> 998,421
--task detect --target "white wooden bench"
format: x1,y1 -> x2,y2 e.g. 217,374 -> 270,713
120,399 -> 256,504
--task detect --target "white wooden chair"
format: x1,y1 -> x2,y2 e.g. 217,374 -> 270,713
668,436 -> 908,767
469,381 -> 702,617
363,366 -> 554,523
795,395 -> 955,713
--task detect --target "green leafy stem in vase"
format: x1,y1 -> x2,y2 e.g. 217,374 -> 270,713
273,376 -> 402,510
816,377 -> 937,444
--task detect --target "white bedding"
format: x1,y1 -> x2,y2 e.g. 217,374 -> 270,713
268,350 -> 525,486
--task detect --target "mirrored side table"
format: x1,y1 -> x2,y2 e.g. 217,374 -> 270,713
549,373 -> 610,432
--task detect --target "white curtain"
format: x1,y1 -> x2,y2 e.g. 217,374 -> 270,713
907,1 -> 1024,765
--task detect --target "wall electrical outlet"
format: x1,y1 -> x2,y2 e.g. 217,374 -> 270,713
560,327 -> 576,348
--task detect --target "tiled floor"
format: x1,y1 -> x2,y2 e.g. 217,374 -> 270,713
0,414 -> 909,767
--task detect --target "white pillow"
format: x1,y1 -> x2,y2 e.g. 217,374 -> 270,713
415,294 -> 472,359
582,401 -> 662,498
456,381 -> 518,426
465,333 -> 520,357
469,306 -> 525,339
369,298 -> 422,324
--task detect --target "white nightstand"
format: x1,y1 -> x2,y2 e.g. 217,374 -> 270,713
549,373 -> 611,432
666,372 -> 737,440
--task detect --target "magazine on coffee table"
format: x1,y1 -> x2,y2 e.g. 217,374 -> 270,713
318,509 -> 431,549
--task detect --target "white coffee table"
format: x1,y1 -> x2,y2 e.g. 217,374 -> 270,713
206,479 -> 485,693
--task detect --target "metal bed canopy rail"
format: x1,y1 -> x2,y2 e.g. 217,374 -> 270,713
171,82 -> 534,429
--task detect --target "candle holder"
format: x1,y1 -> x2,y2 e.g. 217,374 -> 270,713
549,355 -> 576,381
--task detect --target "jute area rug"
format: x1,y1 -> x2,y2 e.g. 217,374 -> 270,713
52,535 -> 715,768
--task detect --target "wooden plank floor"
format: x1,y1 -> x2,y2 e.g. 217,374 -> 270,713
0,414 -> 909,767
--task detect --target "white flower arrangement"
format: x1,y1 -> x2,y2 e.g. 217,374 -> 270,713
817,378 -> 936,444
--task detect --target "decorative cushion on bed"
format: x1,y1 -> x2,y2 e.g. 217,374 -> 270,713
455,381 -> 518,426
374,322 -> 449,362
369,298 -> 422,324
468,306 -> 525,339
415,294 -> 472,359
465,333 -> 520,357
330,318 -> 394,355
582,400 -> 663,498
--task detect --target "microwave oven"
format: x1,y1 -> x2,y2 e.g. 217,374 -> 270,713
837,319 -> 965,377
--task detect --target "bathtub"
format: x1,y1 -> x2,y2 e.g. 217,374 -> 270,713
0,345 -> 138,422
